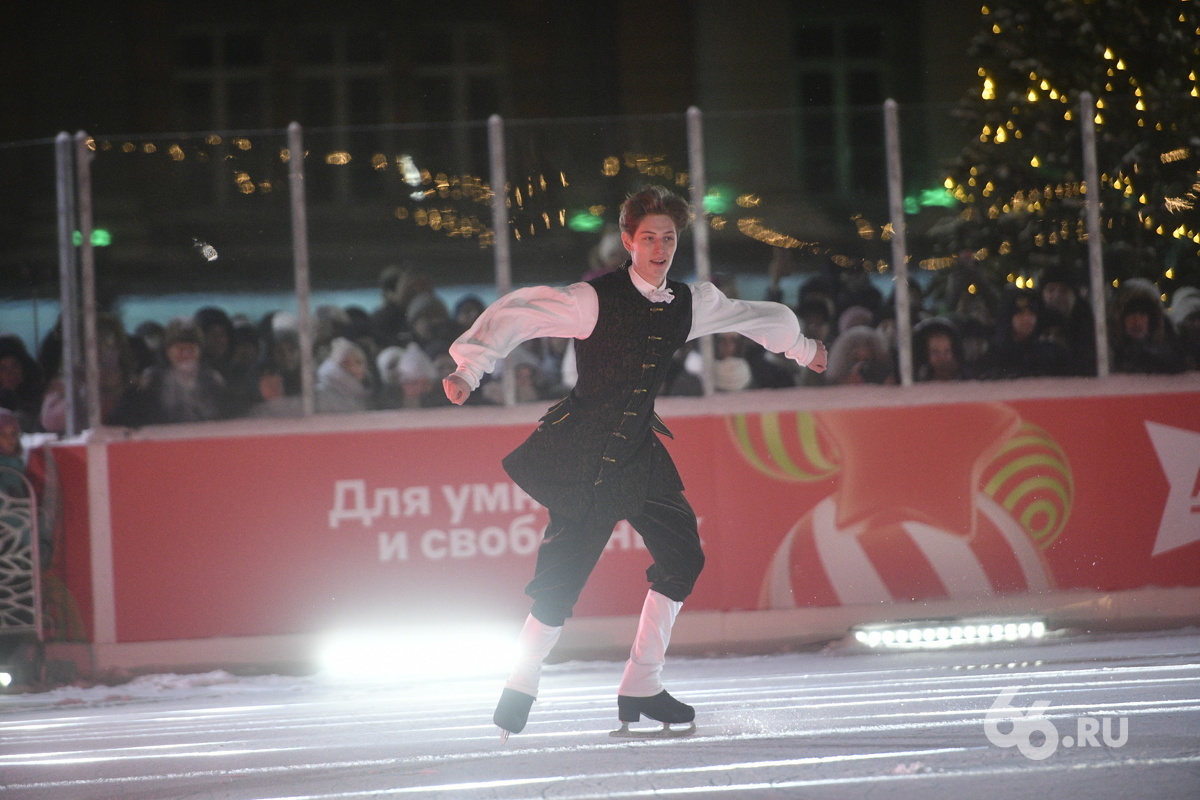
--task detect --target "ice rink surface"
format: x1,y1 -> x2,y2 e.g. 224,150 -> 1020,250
1,628 -> 1198,799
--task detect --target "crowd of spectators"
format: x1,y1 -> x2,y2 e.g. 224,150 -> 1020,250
758,248 -> 1199,389
2,246 -> 1198,432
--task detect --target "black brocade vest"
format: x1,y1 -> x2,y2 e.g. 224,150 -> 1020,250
502,268 -> 694,519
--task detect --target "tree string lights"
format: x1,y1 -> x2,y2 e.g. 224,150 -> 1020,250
942,0 -> 1200,294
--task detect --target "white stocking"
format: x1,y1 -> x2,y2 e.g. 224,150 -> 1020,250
504,614 -> 563,697
618,590 -> 682,697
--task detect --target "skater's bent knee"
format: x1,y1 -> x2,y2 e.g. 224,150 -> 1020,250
530,604 -> 570,628
645,553 -> 704,599
651,581 -> 698,604
646,569 -> 702,603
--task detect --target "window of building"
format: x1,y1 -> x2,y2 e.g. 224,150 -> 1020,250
173,27 -> 271,205
410,21 -> 506,177
410,25 -> 502,120
793,19 -> 888,198
175,28 -> 269,133
294,26 -> 393,204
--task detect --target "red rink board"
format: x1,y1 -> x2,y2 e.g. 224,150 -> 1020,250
52,389 -> 1200,643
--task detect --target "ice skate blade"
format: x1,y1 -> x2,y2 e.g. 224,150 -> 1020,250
610,721 -> 696,739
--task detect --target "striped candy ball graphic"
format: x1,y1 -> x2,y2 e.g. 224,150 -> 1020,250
727,410 -> 1070,608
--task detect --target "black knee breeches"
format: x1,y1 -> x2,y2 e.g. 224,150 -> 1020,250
525,490 -> 704,627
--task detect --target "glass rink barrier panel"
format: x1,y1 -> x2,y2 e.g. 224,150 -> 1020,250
902,96 -> 1106,383
698,106 -> 900,392
497,113 -> 694,403
0,139 -> 62,427
898,93 -> 1200,381
301,121 -> 496,416
81,129 -> 299,427
644,104 -> 901,392
501,114 -> 692,286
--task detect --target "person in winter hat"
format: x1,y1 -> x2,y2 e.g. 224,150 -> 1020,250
1168,286 -> 1200,370
1109,279 -> 1187,375
315,337 -> 371,414
913,316 -> 969,381
979,286 -> 1071,379
122,318 -> 228,425
1037,260 -> 1096,375
0,334 -> 44,433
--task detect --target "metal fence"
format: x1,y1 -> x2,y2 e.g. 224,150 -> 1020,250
0,97 -> 1172,435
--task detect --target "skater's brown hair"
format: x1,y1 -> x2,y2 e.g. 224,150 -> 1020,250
619,185 -> 691,237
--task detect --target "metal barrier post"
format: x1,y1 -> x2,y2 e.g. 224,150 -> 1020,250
288,122 -> 316,416
1079,91 -> 1110,378
54,132 -> 81,437
488,114 -> 516,407
884,99 -> 913,387
686,106 -> 716,396
73,131 -> 101,433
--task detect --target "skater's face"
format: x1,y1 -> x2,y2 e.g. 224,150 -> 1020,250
623,214 -> 678,288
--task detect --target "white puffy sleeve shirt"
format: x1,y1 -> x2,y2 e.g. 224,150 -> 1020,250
449,275 -> 820,391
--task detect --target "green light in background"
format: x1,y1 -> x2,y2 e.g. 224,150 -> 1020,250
71,228 -> 112,246
904,187 -> 958,214
703,186 -> 732,215
568,210 -> 605,233
919,187 -> 958,208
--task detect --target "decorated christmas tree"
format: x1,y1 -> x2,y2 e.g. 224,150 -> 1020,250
939,0 -> 1200,298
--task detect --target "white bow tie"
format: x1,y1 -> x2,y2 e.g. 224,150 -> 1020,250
647,287 -> 674,304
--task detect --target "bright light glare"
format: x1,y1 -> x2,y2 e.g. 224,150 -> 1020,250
316,625 -> 518,683
850,618 -> 1048,650
0,671 -> 12,688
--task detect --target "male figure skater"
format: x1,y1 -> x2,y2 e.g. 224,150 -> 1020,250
443,185 -> 827,736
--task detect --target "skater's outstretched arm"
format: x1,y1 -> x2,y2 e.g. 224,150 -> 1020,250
687,281 -> 828,373
444,282 -> 599,404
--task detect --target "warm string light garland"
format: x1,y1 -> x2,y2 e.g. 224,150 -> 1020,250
85,132 -> 915,269
956,2 -> 1200,293
81,99 -> 1199,287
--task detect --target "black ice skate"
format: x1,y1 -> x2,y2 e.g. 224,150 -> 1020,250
494,688 -> 535,741
611,690 -> 696,738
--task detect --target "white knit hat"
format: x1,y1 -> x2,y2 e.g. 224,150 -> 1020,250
397,342 -> 437,382
714,357 -> 753,392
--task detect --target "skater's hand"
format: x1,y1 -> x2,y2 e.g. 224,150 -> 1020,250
806,341 -> 828,374
443,374 -> 472,405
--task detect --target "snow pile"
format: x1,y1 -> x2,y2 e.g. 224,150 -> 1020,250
0,670 -> 317,712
